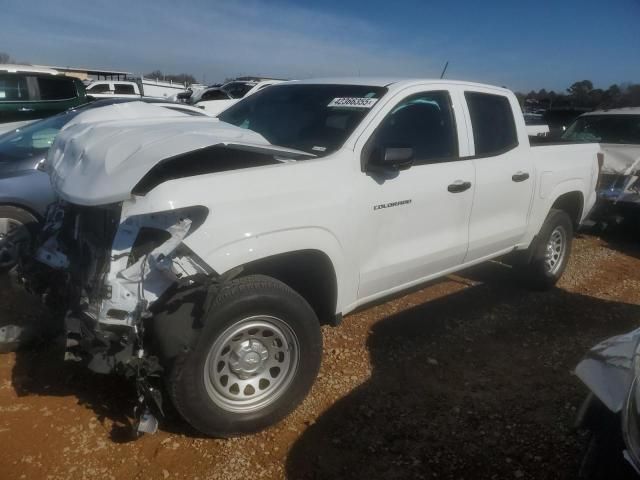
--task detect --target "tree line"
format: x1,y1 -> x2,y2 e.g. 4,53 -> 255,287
516,80 -> 640,111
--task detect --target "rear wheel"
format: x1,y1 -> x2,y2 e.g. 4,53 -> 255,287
0,206 -> 38,271
515,209 -> 573,290
167,275 -> 322,437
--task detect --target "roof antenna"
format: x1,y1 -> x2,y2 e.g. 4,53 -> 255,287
440,61 -> 449,79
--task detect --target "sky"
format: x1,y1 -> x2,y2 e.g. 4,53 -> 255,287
1,0 -> 638,92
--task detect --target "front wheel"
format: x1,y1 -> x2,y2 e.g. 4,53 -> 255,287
0,206 -> 38,271
167,275 -> 322,437
516,209 -> 573,290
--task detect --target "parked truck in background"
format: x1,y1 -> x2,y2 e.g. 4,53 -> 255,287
13,78 -> 602,437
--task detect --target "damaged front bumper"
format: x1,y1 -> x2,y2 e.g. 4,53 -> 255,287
12,199 -> 216,434
14,200 -> 214,369
592,173 -> 640,224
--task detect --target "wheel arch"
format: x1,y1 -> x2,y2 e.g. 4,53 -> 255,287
0,202 -> 43,223
237,249 -> 340,326
550,190 -> 584,229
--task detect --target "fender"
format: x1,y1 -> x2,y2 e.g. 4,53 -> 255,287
520,177 -> 590,248
185,226 -> 354,314
0,170 -> 56,219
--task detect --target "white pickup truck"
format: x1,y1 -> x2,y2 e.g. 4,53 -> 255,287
17,78 -> 601,437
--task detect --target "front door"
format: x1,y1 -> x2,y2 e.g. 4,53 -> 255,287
356,88 -> 475,300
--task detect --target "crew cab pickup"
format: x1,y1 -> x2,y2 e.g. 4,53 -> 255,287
16,78 -> 601,437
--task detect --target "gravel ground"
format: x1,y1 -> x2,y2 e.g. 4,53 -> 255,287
1,231 -> 640,479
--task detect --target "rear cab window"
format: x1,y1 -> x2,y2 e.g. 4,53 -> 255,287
465,91 -> 518,156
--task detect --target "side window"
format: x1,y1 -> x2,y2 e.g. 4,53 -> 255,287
87,83 -> 111,93
0,74 -> 29,101
465,92 -> 518,156
114,83 -> 135,95
38,77 -> 78,100
375,91 -> 458,162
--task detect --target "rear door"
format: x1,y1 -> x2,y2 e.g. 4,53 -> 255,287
463,89 -> 534,261
34,75 -> 83,117
355,86 -> 476,300
0,73 -> 40,123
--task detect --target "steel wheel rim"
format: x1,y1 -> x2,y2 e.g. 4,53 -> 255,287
0,217 -> 30,269
204,315 -> 300,413
544,226 -> 566,275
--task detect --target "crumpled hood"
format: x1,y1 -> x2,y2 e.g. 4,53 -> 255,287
47,116 -> 311,206
601,144 -> 640,175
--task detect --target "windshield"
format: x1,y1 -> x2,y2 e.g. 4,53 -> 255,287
218,84 -> 387,156
222,82 -> 255,99
0,109 -> 86,159
562,114 -> 640,144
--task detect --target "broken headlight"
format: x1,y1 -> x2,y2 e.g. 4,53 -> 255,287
94,206 -> 211,326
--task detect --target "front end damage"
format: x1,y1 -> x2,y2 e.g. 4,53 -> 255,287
13,200 -> 215,434
593,146 -> 640,225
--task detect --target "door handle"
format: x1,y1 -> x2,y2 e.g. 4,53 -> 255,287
447,180 -> 472,193
18,107 -> 34,112
512,171 -> 530,182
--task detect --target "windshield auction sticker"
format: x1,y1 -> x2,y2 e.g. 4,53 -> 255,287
328,97 -> 378,108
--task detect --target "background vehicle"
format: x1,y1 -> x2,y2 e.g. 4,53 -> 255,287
0,64 -> 88,133
562,108 -> 640,224
18,78 -> 600,437
0,99 -> 211,270
140,76 -> 193,99
575,329 -> 640,479
524,112 -> 550,137
85,80 -> 142,98
195,78 -> 283,115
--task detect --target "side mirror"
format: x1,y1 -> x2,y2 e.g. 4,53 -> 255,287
368,147 -> 414,172
384,147 -> 414,166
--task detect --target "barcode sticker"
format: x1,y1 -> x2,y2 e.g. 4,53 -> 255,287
328,97 -> 378,109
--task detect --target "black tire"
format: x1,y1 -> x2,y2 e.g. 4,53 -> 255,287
516,208 -> 573,290
0,206 -> 39,271
167,274 -> 322,437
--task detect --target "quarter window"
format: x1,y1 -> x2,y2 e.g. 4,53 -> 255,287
375,91 -> 458,162
465,92 -> 518,156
